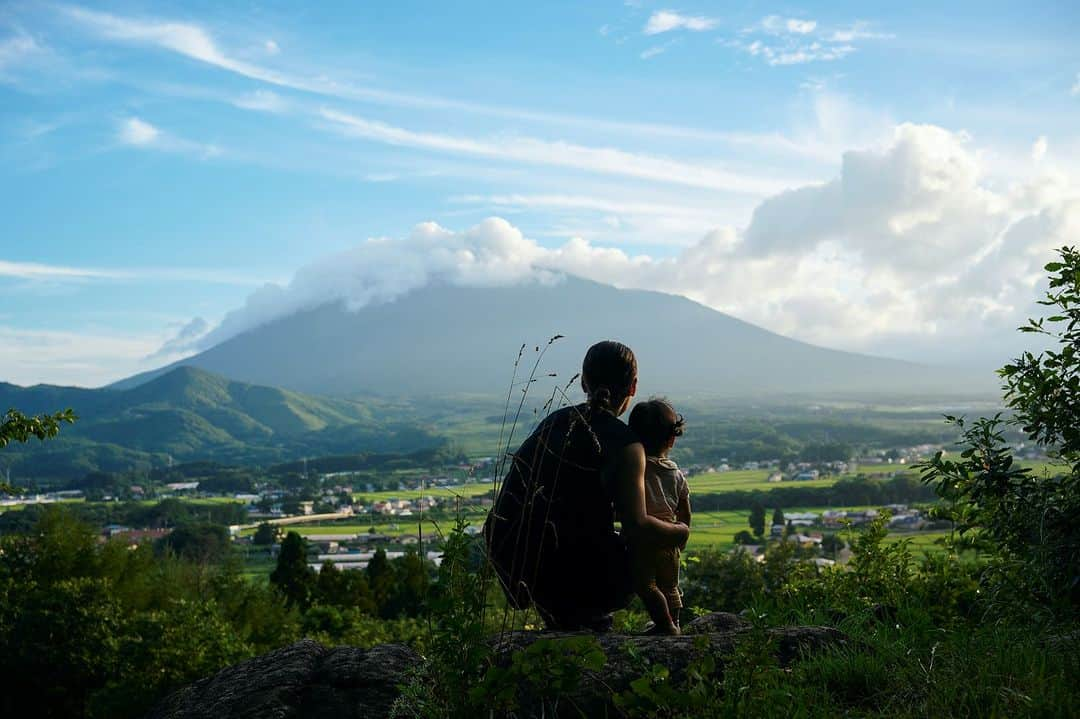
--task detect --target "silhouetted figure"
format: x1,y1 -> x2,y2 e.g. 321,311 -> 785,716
484,341 -> 689,631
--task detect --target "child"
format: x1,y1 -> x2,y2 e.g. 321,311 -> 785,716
628,398 -> 691,635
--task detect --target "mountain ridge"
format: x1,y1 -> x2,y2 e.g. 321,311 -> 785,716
0,366 -> 442,480
111,276 -> 991,399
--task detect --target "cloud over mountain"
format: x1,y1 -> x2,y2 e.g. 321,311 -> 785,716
163,123 -> 1078,365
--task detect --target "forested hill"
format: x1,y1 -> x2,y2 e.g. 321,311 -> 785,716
0,366 -> 444,481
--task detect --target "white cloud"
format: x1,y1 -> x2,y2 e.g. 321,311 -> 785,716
1032,136 -> 1048,162
1072,73 -> 1080,96
0,326 -> 170,387
640,44 -> 668,60
59,4 -> 863,165
828,22 -> 892,43
264,39 -> 280,55
174,123 -> 1079,366
151,316 -> 210,358
319,108 -> 803,195
761,16 -> 817,35
741,39 -> 855,66
116,116 -> 220,157
232,89 -> 288,113
733,16 -> 887,66
0,260 -> 125,281
118,116 -> 160,146
0,32 -> 40,71
644,11 -> 717,35
0,259 -> 269,286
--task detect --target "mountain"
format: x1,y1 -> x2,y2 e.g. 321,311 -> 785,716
0,366 -> 443,479
115,276 -> 991,399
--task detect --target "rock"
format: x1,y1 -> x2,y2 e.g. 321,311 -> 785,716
145,614 -> 847,719
143,640 -> 421,719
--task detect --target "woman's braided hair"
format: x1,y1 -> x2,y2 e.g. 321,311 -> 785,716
582,340 -> 637,413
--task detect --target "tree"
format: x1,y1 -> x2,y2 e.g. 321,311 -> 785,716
1001,245 -> 1080,469
920,246 -> 1080,618
733,530 -> 756,545
0,408 -> 76,493
772,507 -> 785,527
270,532 -> 315,610
821,534 -> 845,555
252,523 -> 281,546
748,501 -> 766,538
365,547 -> 395,612
158,523 -> 231,564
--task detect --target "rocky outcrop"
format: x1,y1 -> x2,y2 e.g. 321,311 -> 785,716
145,613 -> 847,719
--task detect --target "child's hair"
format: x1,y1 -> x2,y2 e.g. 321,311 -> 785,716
628,398 -> 685,456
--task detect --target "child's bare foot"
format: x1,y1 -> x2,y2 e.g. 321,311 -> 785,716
642,621 -> 680,636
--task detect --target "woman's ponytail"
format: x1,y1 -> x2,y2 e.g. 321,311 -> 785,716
589,386 -> 613,410
582,341 -> 636,413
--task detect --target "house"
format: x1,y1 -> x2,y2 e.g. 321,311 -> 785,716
794,470 -> 820,481
166,481 -> 199,492
299,501 -> 315,516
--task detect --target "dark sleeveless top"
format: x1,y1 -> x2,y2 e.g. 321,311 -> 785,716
483,404 -> 639,616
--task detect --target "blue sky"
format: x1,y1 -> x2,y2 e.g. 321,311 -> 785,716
1,1 -> 1078,386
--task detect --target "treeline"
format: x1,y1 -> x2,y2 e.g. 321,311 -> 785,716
689,474 -> 937,512
672,411 -> 963,465
0,498 -> 248,534
269,444 -> 466,476
0,507 -> 437,719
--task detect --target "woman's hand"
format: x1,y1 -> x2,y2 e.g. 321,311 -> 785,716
614,443 -> 688,548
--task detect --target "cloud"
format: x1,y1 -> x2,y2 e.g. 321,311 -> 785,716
644,11 -> 717,35
741,39 -> 854,66
264,39 -> 280,55
116,116 -> 220,157
0,326 -> 168,387
150,316 -> 210,358
761,16 -> 817,35
118,117 -> 159,145
171,123 -> 1079,366
61,5 -> 307,92
1072,73 -> 1080,96
0,259 -> 269,286
232,89 -> 288,113
319,108 -> 803,195
0,31 -> 41,71
731,16 -> 888,66
1032,136 -> 1048,162
57,4 -> 864,165
0,260 -> 126,281
640,44 -> 668,60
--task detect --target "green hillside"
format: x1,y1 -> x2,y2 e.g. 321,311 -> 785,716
0,367 -> 444,481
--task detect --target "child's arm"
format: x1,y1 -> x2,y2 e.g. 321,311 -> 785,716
675,478 -> 691,549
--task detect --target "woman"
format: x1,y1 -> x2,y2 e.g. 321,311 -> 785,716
484,340 -> 690,631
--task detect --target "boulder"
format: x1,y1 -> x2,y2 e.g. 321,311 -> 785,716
145,613 -> 847,719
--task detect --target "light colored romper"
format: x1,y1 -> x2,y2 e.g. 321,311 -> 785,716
640,456 -> 689,609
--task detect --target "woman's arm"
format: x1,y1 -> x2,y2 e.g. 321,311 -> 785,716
614,443 -> 689,548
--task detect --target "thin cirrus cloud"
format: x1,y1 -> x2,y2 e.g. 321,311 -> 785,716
0,259 -> 272,287
318,108 -> 806,196
643,11 -> 718,35
117,116 -> 221,157
59,4 -> 855,164
728,16 -> 889,66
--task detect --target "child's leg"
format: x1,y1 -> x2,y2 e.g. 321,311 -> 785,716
631,546 -> 678,634
656,547 -> 682,629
